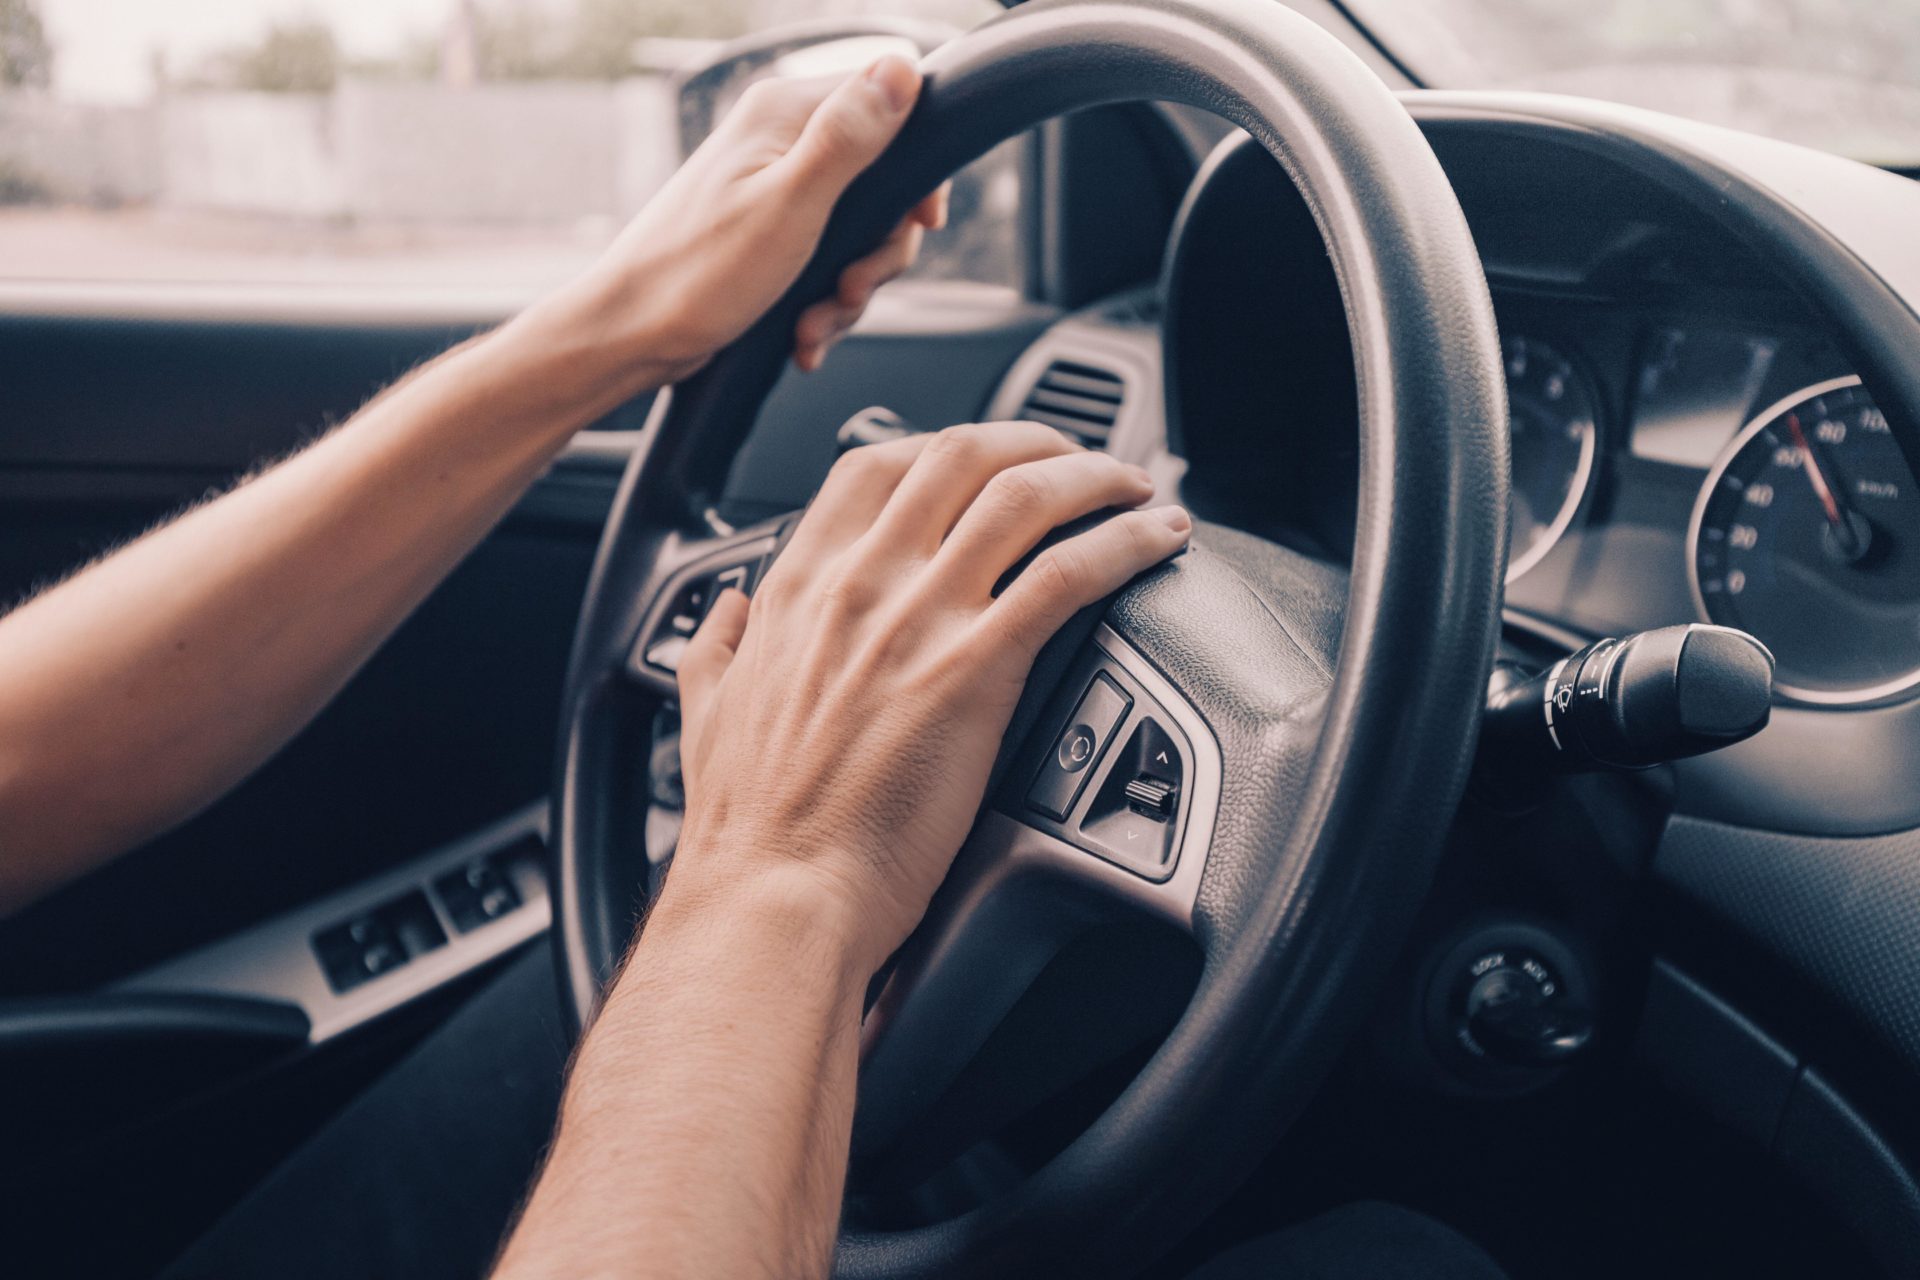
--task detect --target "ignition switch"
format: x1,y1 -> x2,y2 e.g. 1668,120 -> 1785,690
1458,947 -> 1591,1066
1423,920 -> 1595,1091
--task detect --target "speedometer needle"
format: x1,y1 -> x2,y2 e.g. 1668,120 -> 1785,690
1785,412 -> 1866,560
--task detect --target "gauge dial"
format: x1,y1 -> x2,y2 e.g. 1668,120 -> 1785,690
1690,376 -> 1920,705
1503,335 -> 1599,582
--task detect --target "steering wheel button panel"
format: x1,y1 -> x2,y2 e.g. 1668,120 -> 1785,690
625,530 -> 781,685
1027,672 -> 1131,820
1002,636 -> 1201,884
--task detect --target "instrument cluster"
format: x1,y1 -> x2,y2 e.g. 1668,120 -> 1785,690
1493,311 -> 1916,708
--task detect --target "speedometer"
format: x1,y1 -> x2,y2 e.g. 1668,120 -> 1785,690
1504,335 -> 1598,583
1690,376 -> 1920,705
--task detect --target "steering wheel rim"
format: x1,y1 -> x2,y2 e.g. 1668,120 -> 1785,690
552,0 -> 1508,1275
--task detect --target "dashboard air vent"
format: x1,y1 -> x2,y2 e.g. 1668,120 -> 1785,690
1018,360 -> 1125,446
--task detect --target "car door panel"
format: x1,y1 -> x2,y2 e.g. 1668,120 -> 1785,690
0,287 -> 1049,995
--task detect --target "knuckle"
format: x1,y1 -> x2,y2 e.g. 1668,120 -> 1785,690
817,564 -> 877,615
832,435 -> 923,492
828,435 -> 918,490
829,443 -> 887,485
1007,419 -> 1079,456
982,604 -> 1032,653
924,423 -> 987,467
1026,547 -> 1079,600
1054,539 -> 1094,587
984,464 -> 1051,515
752,567 -> 797,610
734,78 -> 785,116
805,106 -> 865,161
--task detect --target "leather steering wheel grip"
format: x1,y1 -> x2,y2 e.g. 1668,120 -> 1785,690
552,0 -> 1508,1276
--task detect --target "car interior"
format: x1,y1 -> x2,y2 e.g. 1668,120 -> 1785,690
4,0 -> 1920,1275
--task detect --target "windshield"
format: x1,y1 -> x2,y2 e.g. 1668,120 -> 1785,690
0,0 -> 1010,290
1343,0 -> 1920,167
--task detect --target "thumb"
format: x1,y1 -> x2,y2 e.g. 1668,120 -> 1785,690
675,588 -> 751,800
782,55 -> 922,204
676,589 -> 750,736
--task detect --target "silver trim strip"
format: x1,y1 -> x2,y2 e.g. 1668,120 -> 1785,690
115,803 -> 549,1043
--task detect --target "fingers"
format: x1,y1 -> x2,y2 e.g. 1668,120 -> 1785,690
870,421 -> 1082,552
780,433 -> 935,561
793,205 -> 931,371
988,506 -> 1193,657
932,451 -> 1156,595
793,299 -> 858,372
676,589 -> 750,734
838,219 -> 924,307
911,183 -> 951,231
713,73 -> 840,144
780,56 -> 922,209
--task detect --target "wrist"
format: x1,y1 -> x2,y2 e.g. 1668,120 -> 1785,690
482,268 -> 699,431
647,849 -> 877,992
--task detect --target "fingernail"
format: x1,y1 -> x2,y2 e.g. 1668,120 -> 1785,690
865,55 -> 917,113
1127,464 -> 1154,487
1159,505 -> 1192,533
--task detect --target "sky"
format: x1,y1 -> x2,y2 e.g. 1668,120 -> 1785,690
39,0 -> 468,102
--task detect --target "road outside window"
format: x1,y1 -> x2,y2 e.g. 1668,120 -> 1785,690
0,0 -> 1018,290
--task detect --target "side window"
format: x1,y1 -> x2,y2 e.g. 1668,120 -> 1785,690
0,0 -> 1018,291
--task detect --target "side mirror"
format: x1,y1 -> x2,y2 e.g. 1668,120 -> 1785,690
670,17 -> 959,158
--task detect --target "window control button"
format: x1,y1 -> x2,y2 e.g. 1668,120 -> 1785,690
314,890 -> 448,994
360,938 -> 405,978
434,857 -> 524,934
1028,673 -> 1131,821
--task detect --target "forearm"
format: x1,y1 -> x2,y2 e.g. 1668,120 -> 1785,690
0,278 -> 657,912
495,864 -> 867,1280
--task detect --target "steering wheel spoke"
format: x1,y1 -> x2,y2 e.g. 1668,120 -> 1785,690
852,624 -> 1220,1181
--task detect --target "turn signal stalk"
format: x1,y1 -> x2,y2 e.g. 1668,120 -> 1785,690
1483,624 -> 1774,774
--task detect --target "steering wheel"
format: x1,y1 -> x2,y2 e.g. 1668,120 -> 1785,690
551,0 -> 1507,1274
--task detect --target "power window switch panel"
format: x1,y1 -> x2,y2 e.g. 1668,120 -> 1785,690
313,890 -> 446,994
434,857 -> 525,934
1028,673 -> 1131,821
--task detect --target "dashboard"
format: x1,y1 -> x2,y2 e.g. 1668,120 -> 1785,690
1155,121 -> 1920,716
